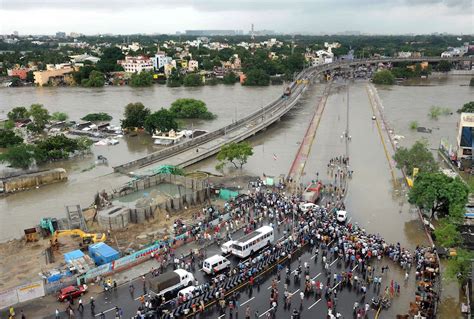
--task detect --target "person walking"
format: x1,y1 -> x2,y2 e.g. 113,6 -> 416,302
55,309 -> 60,319
77,298 -> 83,312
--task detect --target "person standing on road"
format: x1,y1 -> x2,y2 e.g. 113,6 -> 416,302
55,309 -> 60,319
245,305 -> 251,319
77,298 -> 83,312
299,291 -> 304,308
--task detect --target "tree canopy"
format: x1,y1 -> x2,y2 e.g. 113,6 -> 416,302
170,98 -> 215,119
372,70 -> 395,85
223,71 -> 238,85
81,112 -> 113,122
457,101 -> 474,114
243,69 -> 270,86
444,248 -> 474,283
183,73 -> 203,87
144,108 -> 178,134
50,112 -> 69,122
408,172 -> 469,220
0,129 -> 23,148
167,68 -> 183,87
81,70 -> 105,87
96,47 -> 124,73
393,140 -> 438,175
7,106 -> 29,122
121,102 -> 151,129
216,142 -> 254,169
130,71 -> 153,87
436,60 -> 452,72
433,218 -> 463,248
27,104 -> 50,133
0,144 -> 37,169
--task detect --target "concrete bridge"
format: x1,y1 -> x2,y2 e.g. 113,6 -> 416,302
113,56 -> 472,174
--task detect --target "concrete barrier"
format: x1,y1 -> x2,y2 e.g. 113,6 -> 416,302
2,168 -> 67,193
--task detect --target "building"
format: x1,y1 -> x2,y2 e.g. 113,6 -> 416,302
457,113 -> 474,159
33,68 -> 74,86
117,56 -> 153,73
151,50 -> 172,71
188,60 -> 199,72
69,54 -> 100,65
441,43 -> 469,58
7,68 -> 29,80
56,32 -> 66,38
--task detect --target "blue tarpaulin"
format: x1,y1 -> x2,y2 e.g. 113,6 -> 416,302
64,249 -> 85,263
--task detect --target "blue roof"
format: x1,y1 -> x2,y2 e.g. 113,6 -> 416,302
88,242 -> 119,258
64,249 -> 85,262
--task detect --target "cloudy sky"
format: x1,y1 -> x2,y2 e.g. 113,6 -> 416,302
1,0 -> 472,35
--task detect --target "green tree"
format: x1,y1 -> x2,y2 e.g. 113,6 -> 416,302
0,129 -> 23,148
470,78 -> 474,87
457,101 -> 474,114
81,70 -> 105,87
216,142 -> 254,169
408,172 -> 469,219
121,102 -> 150,129
444,248 -> 474,283
130,71 -> 153,87
97,47 -> 124,73
393,140 -> 438,175
50,112 -> 69,122
26,70 -> 34,83
436,60 -> 452,72
169,98 -> 215,119
372,70 -> 395,85
27,104 -> 50,133
143,108 -> 178,134
81,112 -> 113,122
7,106 -> 29,122
223,71 -> 238,85
9,77 -> 21,87
183,73 -> 203,87
243,69 -> 270,86
0,143 -> 37,169
433,218 -> 462,248
167,68 -> 183,87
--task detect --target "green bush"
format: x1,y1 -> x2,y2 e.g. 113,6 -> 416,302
183,73 -> 203,87
169,98 -> 216,119
409,121 -> 418,130
81,112 -> 113,122
372,70 -> 395,85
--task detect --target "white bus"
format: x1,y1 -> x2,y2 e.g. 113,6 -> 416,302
230,225 -> 274,258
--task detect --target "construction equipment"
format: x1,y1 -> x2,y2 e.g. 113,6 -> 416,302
40,217 -> 59,236
51,229 -> 106,250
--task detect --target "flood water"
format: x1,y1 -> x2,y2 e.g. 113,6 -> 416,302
0,84 -> 283,241
0,76 -> 468,316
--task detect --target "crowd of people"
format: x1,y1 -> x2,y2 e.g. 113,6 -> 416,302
133,156 -> 436,319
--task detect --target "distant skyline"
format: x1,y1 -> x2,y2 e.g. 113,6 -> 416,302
1,0 -> 473,36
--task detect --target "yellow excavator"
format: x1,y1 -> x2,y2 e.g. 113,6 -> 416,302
50,229 -> 106,250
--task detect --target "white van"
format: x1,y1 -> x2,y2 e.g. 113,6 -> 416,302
202,255 -> 231,275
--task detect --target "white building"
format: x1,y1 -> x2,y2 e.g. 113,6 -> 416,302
151,50 -> 173,71
118,56 -> 153,73
70,54 -> 100,65
188,60 -> 199,72
441,43 -> 469,58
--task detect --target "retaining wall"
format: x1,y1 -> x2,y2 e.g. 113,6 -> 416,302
2,168 -> 67,193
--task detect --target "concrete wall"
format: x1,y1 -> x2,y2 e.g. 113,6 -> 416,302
2,168 -> 67,193
101,174 -> 209,230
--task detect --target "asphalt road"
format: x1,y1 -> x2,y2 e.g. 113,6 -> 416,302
43,213 -> 392,319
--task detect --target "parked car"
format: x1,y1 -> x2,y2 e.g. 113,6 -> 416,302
58,284 -> 88,302
336,210 -> 348,223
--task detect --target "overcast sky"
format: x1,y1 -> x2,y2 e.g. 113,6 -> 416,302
1,0 -> 473,35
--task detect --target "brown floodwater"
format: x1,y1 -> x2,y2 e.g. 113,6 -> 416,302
0,84 -> 284,241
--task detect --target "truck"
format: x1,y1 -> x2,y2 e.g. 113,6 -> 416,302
148,269 -> 195,300
302,181 -> 322,203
